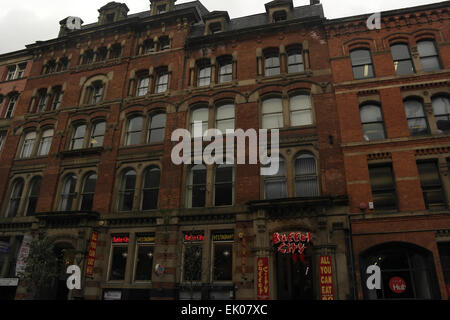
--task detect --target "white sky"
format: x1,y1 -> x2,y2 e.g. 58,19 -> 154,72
0,0 -> 443,54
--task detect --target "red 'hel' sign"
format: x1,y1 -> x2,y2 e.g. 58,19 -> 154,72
389,277 -> 406,294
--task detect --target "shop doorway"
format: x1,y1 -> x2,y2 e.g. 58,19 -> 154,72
53,243 -> 75,300
274,248 -> 314,300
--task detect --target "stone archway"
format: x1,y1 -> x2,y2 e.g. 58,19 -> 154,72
52,242 -> 76,300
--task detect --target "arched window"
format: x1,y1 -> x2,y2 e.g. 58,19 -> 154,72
92,81 -> 104,104
391,43 -> 414,75
432,96 -> 450,133
417,40 -> 441,72
26,176 -> 42,216
21,131 -> 36,158
71,124 -> 87,150
190,107 -> 209,137
142,167 -> 161,210
90,121 -> 106,147
295,153 -> 319,197
60,174 -> 77,211
287,46 -> 304,73
216,104 -> 235,132
118,169 -> 136,212
262,97 -> 283,129
404,99 -> 429,136
264,157 -> 287,200
361,243 -> 440,300
126,116 -> 143,146
36,89 -> 48,113
37,129 -> 54,156
187,164 -> 207,208
214,164 -> 234,206
290,94 -> 313,126
51,86 -> 63,110
80,173 -> 97,211
7,179 -> 24,217
350,49 -> 374,79
148,113 -> 166,144
264,51 -> 280,76
360,104 -> 386,141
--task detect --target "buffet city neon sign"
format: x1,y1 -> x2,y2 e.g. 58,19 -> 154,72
272,232 -> 312,254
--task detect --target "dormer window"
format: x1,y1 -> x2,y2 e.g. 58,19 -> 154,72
210,22 -> 223,35
273,10 -> 287,22
157,4 -> 167,14
106,13 -> 115,23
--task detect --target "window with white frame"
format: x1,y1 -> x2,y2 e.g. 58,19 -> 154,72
218,56 -> 233,83
417,40 -> 441,72
190,107 -> 209,137
404,98 -> 429,136
21,132 -> 36,158
432,96 -> 450,133
118,169 -> 136,212
197,61 -> 212,87
137,76 -> 150,96
287,47 -> 304,73
71,124 -> 87,150
142,167 -> 160,210
126,116 -> 143,146
295,153 -> 319,197
262,97 -> 283,129
59,174 -> 77,211
216,104 -> 235,133
290,94 -> 313,127
5,95 -> 18,119
264,156 -> 287,200
7,179 -> 24,218
155,71 -> 169,93
148,113 -> 166,144
37,129 -> 54,156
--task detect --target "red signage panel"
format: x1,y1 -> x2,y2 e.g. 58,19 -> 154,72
319,255 -> 334,300
85,232 -> 98,277
257,257 -> 270,300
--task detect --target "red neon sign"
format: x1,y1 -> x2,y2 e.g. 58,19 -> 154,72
272,232 -> 312,254
112,236 -> 129,244
184,234 -> 205,241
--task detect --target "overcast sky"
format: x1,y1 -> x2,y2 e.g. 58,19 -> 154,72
0,0 -> 443,54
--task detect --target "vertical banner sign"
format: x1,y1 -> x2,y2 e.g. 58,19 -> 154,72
257,257 -> 270,300
15,234 -> 33,276
319,255 -> 335,300
85,232 -> 98,277
241,231 -> 246,277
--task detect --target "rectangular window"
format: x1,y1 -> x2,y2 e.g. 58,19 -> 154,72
288,50 -> 304,73
134,234 -> 155,282
109,235 -> 129,281
137,77 -> 149,96
215,165 -> 234,206
6,66 -> 16,81
5,96 -> 17,119
212,231 -> 234,282
52,90 -> 63,110
183,232 -> 204,282
369,165 -> 397,210
17,63 -> 26,79
418,40 -> 441,72
198,66 -> 211,87
290,95 -> 313,127
265,56 -> 280,76
262,98 -> 283,129
219,62 -> 233,83
351,49 -> 375,80
156,73 -> 169,93
391,44 -> 415,75
37,93 -> 48,113
417,161 -> 446,209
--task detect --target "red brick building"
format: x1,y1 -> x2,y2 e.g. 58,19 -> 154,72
326,1 -> 450,299
0,0 -> 449,301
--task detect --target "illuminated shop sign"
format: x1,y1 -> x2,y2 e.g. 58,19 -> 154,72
212,232 -> 235,242
137,233 -> 155,243
86,232 -> 98,277
389,277 -> 406,294
112,235 -> 129,244
272,232 -> 312,254
257,257 -> 270,300
184,231 -> 205,242
319,255 -> 335,300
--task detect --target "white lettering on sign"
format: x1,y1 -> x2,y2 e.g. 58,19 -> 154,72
366,265 -> 381,290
